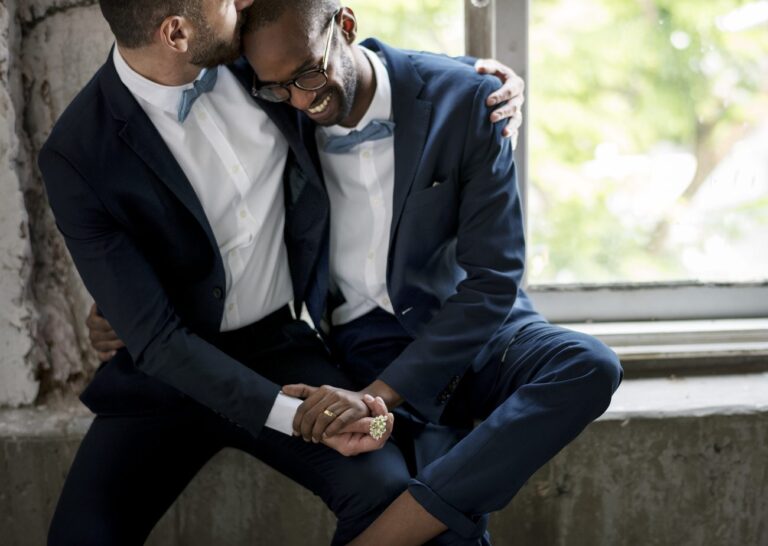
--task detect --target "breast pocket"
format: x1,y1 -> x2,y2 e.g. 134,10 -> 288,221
403,178 -> 457,213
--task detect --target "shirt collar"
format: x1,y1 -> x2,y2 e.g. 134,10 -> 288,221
112,45 -> 212,118
320,45 -> 392,138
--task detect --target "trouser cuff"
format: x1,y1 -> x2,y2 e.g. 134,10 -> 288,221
408,479 -> 485,540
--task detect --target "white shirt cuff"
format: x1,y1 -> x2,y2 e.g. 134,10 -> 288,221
264,393 -> 303,436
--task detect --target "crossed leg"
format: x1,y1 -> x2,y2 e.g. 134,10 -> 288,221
349,322 -> 623,545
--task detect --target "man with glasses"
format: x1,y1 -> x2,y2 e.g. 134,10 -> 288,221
39,0 -> 524,544
234,2 -> 623,544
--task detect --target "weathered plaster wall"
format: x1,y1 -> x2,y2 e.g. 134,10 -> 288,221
1,0 -> 113,407
1,1 -> 38,407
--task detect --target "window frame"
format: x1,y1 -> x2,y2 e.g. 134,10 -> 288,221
465,0 -> 768,323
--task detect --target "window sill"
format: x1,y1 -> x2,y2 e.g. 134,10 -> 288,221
563,318 -> 768,377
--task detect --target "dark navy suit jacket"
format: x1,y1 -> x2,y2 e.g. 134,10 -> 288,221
302,40 -> 544,424
38,51 -> 330,439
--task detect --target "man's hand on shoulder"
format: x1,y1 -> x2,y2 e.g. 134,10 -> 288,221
320,395 -> 395,457
474,58 -> 525,147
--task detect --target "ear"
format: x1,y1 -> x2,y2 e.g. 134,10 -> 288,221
158,15 -> 191,53
339,7 -> 357,43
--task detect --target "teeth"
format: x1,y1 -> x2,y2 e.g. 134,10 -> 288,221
308,93 -> 331,114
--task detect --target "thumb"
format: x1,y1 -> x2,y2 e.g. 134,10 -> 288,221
282,384 -> 316,399
474,58 -> 498,75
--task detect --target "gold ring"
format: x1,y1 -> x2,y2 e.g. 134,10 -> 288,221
323,409 -> 337,419
369,415 -> 388,440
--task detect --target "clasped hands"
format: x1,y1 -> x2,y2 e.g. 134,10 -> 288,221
282,382 -> 399,457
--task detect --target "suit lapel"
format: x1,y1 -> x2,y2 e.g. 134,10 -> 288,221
100,51 -> 219,251
362,40 -> 433,248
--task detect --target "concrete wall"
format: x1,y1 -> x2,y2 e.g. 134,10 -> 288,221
1,400 -> 766,546
1,0 -> 113,408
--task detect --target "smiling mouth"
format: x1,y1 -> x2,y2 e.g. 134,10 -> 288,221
308,93 -> 332,115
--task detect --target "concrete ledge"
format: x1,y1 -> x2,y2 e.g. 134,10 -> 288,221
2,375 -> 767,545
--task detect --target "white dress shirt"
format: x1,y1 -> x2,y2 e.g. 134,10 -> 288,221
317,47 -> 397,326
113,48 -> 300,435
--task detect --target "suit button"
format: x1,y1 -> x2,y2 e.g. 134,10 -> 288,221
212,287 -> 223,299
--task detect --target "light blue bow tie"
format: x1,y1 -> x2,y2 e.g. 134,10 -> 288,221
323,120 -> 395,154
177,67 -> 219,123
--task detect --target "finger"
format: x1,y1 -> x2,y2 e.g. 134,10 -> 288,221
324,403 -> 368,438
487,80 -> 525,108
282,384 -> 316,399
474,58 -> 503,76
319,406 -> 359,440
362,394 -> 387,417
89,328 -> 123,344
85,303 -> 99,327
292,386 -> 330,434
300,392 -> 337,441
92,338 -> 125,352
311,402 -> 348,442
96,350 -> 116,362
490,102 -> 520,123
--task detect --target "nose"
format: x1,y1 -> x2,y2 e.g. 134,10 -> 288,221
235,0 -> 254,11
289,87 -> 318,112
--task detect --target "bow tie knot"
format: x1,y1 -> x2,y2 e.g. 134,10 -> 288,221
177,67 -> 219,123
323,120 -> 395,154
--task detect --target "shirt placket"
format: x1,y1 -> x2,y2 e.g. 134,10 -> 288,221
360,142 -> 392,311
193,98 -> 258,328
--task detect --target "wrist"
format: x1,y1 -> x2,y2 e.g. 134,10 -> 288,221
362,380 -> 403,409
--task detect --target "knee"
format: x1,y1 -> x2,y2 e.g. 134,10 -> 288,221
338,456 -> 408,515
330,450 -> 409,544
577,335 -> 623,408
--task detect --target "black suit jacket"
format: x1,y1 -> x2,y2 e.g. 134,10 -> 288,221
38,52 -> 328,438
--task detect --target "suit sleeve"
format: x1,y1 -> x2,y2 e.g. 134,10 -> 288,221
378,77 -> 525,424
38,147 -> 280,438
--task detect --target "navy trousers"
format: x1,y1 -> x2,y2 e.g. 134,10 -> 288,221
332,309 -> 623,542
48,314 -> 410,546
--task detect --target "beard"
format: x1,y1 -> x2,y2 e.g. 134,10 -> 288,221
331,46 -> 358,124
188,13 -> 244,68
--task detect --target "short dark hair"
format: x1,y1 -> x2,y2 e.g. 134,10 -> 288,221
99,0 -> 204,48
243,0 -> 339,36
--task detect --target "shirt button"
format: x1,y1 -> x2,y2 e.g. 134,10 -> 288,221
361,150 -> 372,160
228,303 -> 235,312
239,209 -> 247,219
197,111 -> 207,122
382,297 -> 390,307
368,252 -> 374,260
231,165 -> 240,174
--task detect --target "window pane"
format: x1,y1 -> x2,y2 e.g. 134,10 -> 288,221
348,0 -> 465,56
528,0 -> 768,284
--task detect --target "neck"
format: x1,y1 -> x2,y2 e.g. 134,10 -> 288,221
339,46 -> 376,128
118,44 -> 202,86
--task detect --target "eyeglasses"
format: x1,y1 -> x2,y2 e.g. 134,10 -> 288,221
251,8 -> 341,103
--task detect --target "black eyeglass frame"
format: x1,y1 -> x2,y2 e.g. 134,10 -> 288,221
251,8 -> 342,103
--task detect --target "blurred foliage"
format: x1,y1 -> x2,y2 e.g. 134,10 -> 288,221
528,0 -> 768,283
347,0 -> 464,55
349,0 -> 768,283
